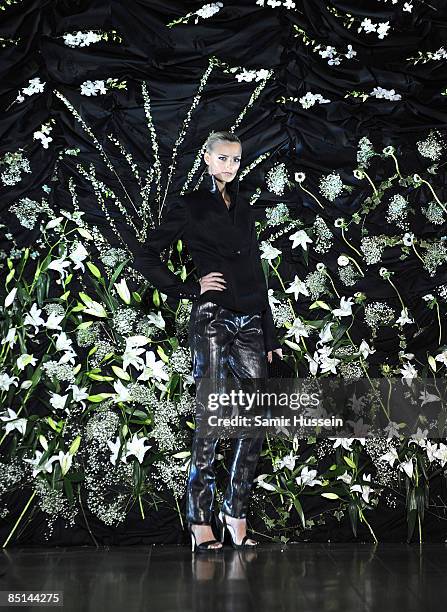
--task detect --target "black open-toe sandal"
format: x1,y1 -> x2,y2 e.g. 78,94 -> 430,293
216,511 -> 259,549
188,523 -> 223,553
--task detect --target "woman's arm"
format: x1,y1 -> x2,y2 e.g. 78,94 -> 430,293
120,200 -> 201,300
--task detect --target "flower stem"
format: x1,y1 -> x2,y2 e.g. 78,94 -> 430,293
347,256 -> 365,277
175,496 -> 184,530
421,179 -> 447,215
299,184 -> 324,210
139,494 -> 145,520
362,170 -> 378,196
436,302 -> 442,345
2,489 -> 36,548
341,228 -> 363,259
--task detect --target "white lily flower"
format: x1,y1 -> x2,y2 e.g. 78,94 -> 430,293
0,372 -> 19,392
399,459 -> 414,479
289,230 -> 313,251
332,296 -> 354,317
330,437 -> 354,451
57,451 -> 73,476
0,408 -> 27,436
285,317 -> 310,343
16,353 -> 37,370
45,312 -> 65,330
48,258 -> 71,279
379,445 -> 399,466
107,436 -> 128,465
124,433 -> 152,464
304,351 -> 319,376
137,351 -> 170,382
68,243 -> 89,271
434,443 -> 447,467
49,392 -> 69,412
260,241 -> 282,261
396,307 -> 414,326
1,327 -> 17,349
350,474 -> 372,503
317,322 -> 334,346
147,312 -> 166,329
23,450 -> 59,478
113,379 -> 131,403
295,466 -> 322,487
114,279 -> 131,304
285,275 -> 309,300
254,474 -> 276,491
54,331 -> 73,352
24,303 -> 45,334
358,339 -> 375,359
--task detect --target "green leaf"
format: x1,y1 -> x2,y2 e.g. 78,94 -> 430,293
348,502 -> 358,537
69,435 -> 81,455
157,345 -> 169,363
79,292 -> 93,305
309,300 -> 331,311
153,289 -> 160,307
108,258 -> 132,289
344,456 -> 356,469
87,261 -> 102,279
77,227 -> 94,240
321,492 -> 340,500
428,356 -> 437,372
172,451 -> 191,459
88,393 -> 114,402
293,496 -> 306,529
64,478 -> 74,506
111,365 -> 131,381
87,373 -> 114,381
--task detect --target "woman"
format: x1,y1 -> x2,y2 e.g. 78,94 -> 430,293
128,131 -> 282,552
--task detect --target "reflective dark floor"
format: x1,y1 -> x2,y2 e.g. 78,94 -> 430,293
1,542 -> 446,612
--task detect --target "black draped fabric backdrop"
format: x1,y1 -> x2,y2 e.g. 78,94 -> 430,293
1,0 -> 447,545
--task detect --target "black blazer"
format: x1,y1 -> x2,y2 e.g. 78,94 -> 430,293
124,170 -> 280,352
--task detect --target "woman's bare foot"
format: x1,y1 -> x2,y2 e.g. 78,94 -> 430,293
190,524 -> 222,549
223,515 -> 257,546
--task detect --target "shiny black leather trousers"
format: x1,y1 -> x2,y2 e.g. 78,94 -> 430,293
186,300 -> 267,524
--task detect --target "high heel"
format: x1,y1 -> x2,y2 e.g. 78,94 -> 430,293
187,523 -> 223,553
217,511 -> 259,549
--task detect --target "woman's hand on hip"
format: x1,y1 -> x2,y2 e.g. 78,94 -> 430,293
267,348 -> 283,363
198,272 -> 226,294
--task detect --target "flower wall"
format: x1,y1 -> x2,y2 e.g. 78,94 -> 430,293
1,0 -> 447,545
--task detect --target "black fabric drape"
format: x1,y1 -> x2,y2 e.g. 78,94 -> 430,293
1,0 -> 447,544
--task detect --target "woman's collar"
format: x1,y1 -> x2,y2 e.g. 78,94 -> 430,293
199,169 -> 240,200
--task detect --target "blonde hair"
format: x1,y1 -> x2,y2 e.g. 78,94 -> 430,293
205,130 -> 242,152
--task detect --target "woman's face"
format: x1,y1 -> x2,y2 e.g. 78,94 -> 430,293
204,141 -> 242,184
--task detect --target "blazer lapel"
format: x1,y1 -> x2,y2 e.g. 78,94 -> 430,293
193,169 -> 252,250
